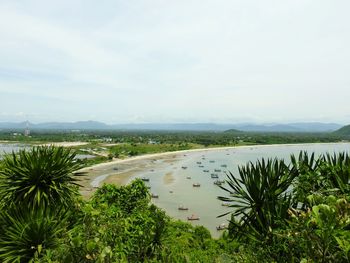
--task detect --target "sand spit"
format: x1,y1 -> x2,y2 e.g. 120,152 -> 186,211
41,142 -> 89,147
79,142 -> 349,197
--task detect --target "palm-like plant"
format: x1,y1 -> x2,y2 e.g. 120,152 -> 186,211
218,158 -> 297,239
321,152 -> 350,194
0,207 -> 67,263
0,146 -> 84,208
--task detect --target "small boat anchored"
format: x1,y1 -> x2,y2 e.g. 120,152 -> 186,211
178,205 -> 189,211
141,177 -> 150,182
181,166 -> 188,169
214,180 -> 225,186
192,183 -> 201,187
216,223 -> 228,230
187,214 -> 200,220
151,193 -> 159,198
211,174 -> 219,178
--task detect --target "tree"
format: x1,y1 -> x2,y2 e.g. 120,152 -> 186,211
0,146 -> 84,209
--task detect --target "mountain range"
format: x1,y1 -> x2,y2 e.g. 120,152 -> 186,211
0,121 -> 344,133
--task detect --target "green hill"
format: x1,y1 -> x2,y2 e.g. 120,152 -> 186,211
223,128 -> 242,133
333,124 -> 350,135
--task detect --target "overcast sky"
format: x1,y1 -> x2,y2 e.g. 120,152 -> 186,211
0,0 -> 349,124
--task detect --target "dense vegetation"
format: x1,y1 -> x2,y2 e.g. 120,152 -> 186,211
1,129 -> 348,168
0,146 -> 349,262
334,124 -> 350,136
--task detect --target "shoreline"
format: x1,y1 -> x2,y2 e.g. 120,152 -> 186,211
81,141 -> 347,172
79,141 -> 349,192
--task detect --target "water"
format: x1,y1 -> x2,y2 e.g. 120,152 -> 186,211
0,144 -> 94,160
126,143 -> 350,237
0,143 -> 28,158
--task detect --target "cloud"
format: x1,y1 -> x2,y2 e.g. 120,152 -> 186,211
0,0 -> 349,123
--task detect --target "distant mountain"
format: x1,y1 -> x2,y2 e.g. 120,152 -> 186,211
0,121 -> 109,130
234,122 -> 342,133
109,123 -> 237,131
0,121 -> 343,132
333,124 -> 350,136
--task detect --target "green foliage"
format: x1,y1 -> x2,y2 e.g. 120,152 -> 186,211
0,146 -> 84,208
0,207 -> 67,263
219,151 -> 350,262
218,158 -> 297,239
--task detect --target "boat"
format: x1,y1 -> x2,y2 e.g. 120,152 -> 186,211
113,167 -> 118,170
216,223 -> 228,230
221,164 -> 227,167
209,160 -> 215,163
151,193 -> 159,198
203,169 -> 209,172
211,174 -> 219,178
214,180 -> 224,185
196,161 -> 202,164
141,177 -> 150,182
199,165 -> 204,168
187,214 -> 200,220
193,183 -> 201,187
181,166 -> 188,169
178,205 -> 189,211
221,202 -> 230,206
214,169 -> 221,172
186,176 -> 191,179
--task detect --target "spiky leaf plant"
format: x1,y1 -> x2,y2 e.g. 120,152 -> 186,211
218,158 -> 297,239
0,146 -> 84,208
0,207 -> 67,263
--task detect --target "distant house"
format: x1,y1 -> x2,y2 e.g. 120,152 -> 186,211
103,137 -> 113,143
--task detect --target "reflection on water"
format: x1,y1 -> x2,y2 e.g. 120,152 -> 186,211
127,143 -> 350,238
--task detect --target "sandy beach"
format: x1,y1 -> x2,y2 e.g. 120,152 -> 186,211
78,142 -> 350,198
40,141 -> 89,147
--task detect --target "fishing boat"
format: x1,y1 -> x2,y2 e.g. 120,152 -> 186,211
214,169 -> 221,172
214,180 -> 223,186
211,174 -> 219,178
209,160 -> 215,163
199,165 -> 204,168
192,183 -> 201,187
178,205 -> 189,211
151,193 -> 159,198
216,223 -> 228,230
186,176 -> 191,179
187,215 -> 200,220
196,161 -> 202,164
203,169 -> 209,172
221,164 -> 227,167
141,177 -> 150,182
181,166 -> 188,169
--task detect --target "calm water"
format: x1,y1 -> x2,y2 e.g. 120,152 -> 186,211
127,143 -> 350,237
0,144 -> 94,160
0,143 -> 27,157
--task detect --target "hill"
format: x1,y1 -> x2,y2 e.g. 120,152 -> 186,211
333,124 -> 350,136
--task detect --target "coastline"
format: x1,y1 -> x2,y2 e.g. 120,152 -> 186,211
80,141 -> 347,172
79,141 -> 348,194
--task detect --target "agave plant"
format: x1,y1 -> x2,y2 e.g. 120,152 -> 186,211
218,158 -> 297,239
0,146 -> 84,208
0,206 -> 67,263
321,152 -> 350,194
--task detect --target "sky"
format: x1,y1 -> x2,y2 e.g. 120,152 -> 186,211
0,0 -> 349,124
